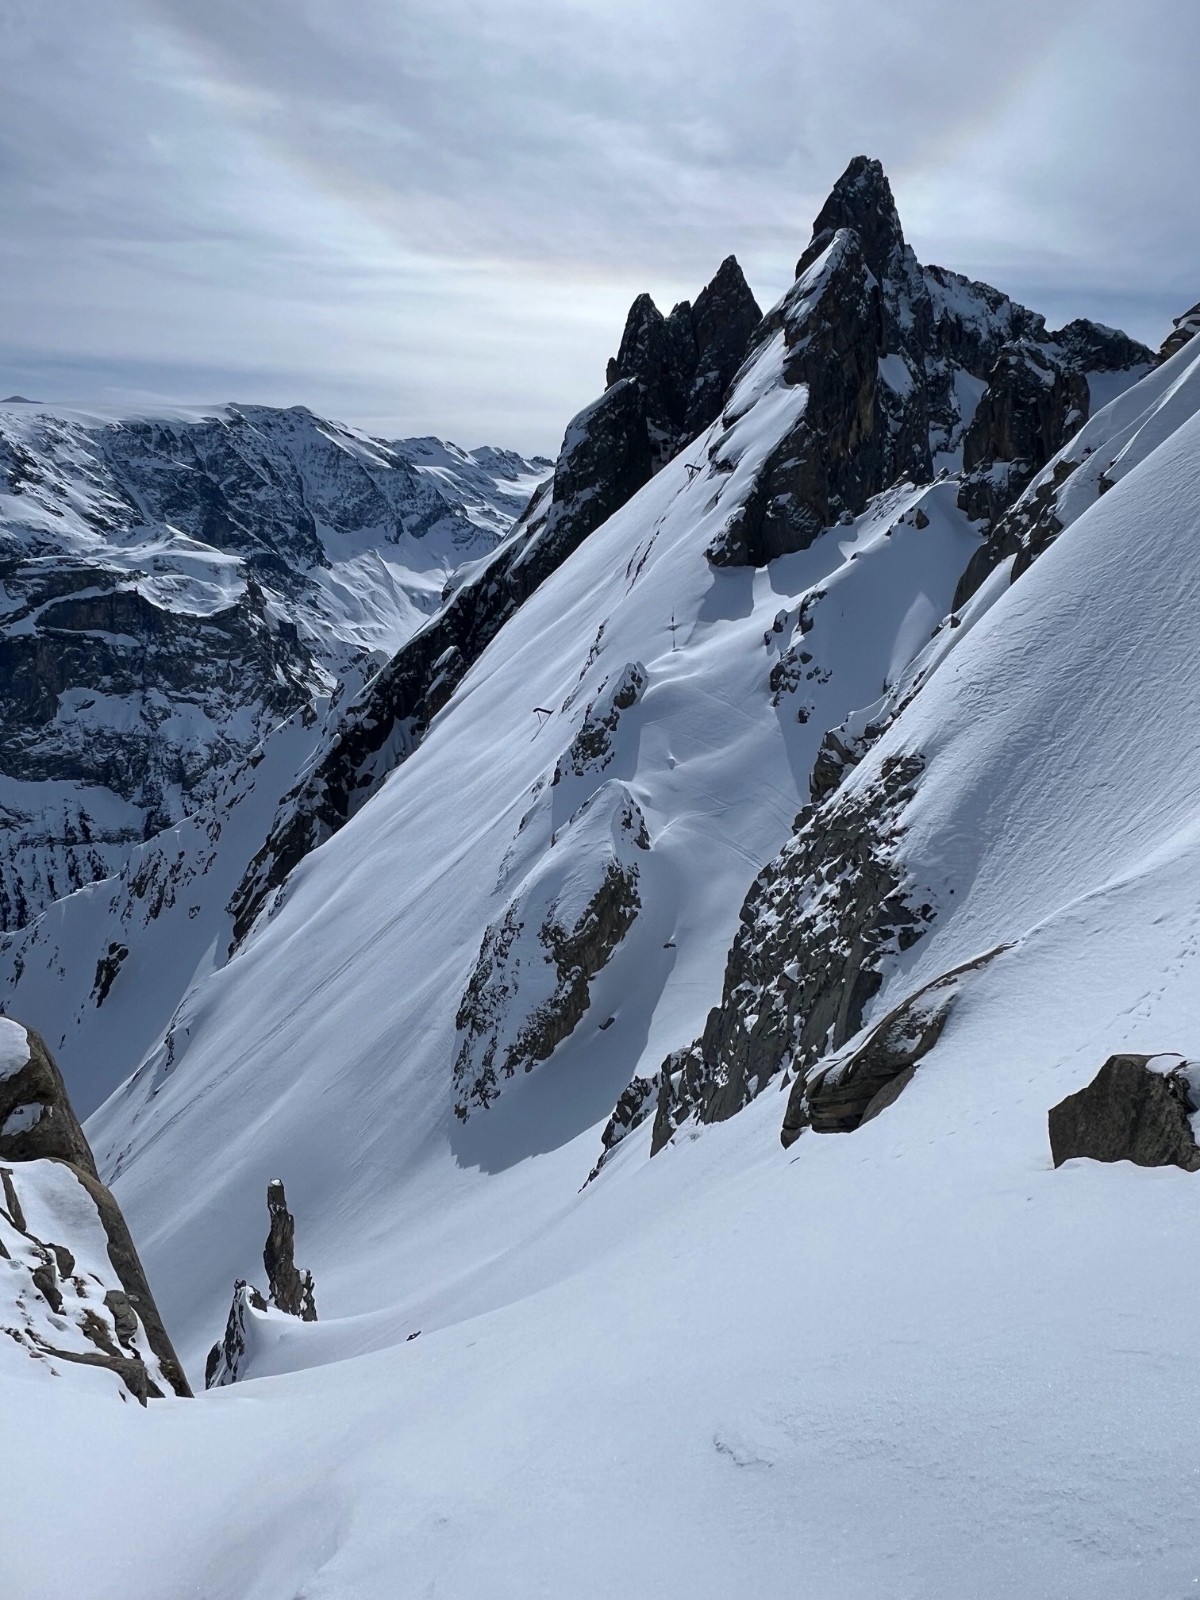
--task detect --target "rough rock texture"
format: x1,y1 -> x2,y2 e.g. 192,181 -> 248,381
706,157 -> 1151,569
454,786 -> 648,1120
1048,1054 -> 1200,1171
205,1180 -> 316,1388
646,751 -> 932,1155
230,262 -> 757,948
0,1017 -> 190,1399
204,1280 -> 268,1388
264,1178 -> 318,1320
0,1017 -> 99,1176
606,257 -> 762,467
553,662 -> 647,784
781,945 -> 1005,1144
1158,302 -> 1200,363
0,403 -> 541,930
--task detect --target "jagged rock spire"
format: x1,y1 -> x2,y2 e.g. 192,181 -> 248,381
796,155 -> 906,283
264,1178 -> 317,1321
606,257 -> 761,466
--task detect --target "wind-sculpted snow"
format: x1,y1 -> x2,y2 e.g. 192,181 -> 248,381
957,321 -> 1200,601
86,257 -> 985,1362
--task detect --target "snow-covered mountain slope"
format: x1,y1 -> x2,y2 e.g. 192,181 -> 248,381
0,700 -> 330,1116
228,165 -> 1149,953
86,259 -> 991,1348
8,158 -> 1198,1597
0,401 -> 545,928
635,322 -> 1200,1149
392,435 -> 552,538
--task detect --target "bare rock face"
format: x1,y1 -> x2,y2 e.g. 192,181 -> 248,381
644,751 -> 932,1156
205,1179 -> 316,1388
453,784 -> 648,1120
264,1179 -> 318,1320
1158,302 -> 1200,363
0,1016 -> 190,1400
781,946 -> 1005,1145
708,155 -> 1151,570
606,257 -> 762,467
1048,1054 -> 1200,1171
553,662 -> 647,785
0,1016 -> 98,1176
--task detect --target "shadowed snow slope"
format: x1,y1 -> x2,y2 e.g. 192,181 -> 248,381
6,309 -> 1191,1594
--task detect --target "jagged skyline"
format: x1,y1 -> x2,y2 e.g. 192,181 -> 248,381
0,0 -> 1194,452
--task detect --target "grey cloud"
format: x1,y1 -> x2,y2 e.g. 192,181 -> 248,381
0,0 -> 1195,452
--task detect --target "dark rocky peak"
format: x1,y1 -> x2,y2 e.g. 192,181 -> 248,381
606,293 -> 696,464
685,256 -> 762,435
1158,300 -> 1200,363
231,268 -> 761,943
606,259 -> 762,467
797,155 -> 906,286
1049,318 -> 1154,374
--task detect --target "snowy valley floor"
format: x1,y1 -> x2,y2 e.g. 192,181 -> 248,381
11,943 -> 1200,1600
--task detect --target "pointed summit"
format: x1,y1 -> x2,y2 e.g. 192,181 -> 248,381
797,155 -> 905,283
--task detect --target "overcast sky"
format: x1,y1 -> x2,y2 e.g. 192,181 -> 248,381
1,0 -> 1194,454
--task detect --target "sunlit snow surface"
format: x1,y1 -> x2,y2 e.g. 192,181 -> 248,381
8,340 -> 1200,1594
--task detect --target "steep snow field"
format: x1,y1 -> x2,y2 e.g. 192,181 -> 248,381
89,314 -> 984,1346
2,316 -> 1193,1594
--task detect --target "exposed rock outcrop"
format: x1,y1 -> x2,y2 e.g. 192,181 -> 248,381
205,1179 -> 317,1388
780,945 -> 1006,1145
1048,1054 -> 1200,1171
204,1280 -> 268,1389
264,1178 -> 318,1320
553,662 -> 647,785
644,751 -> 931,1155
454,784 -> 648,1119
606,257 -> 762,467
0,1016 -> 190,1400
1158,302 -> 1200,364
706,156 -> 1152,569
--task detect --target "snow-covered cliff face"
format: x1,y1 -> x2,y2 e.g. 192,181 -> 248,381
0,1017 -> 188,1402
0,401 -> 546,928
